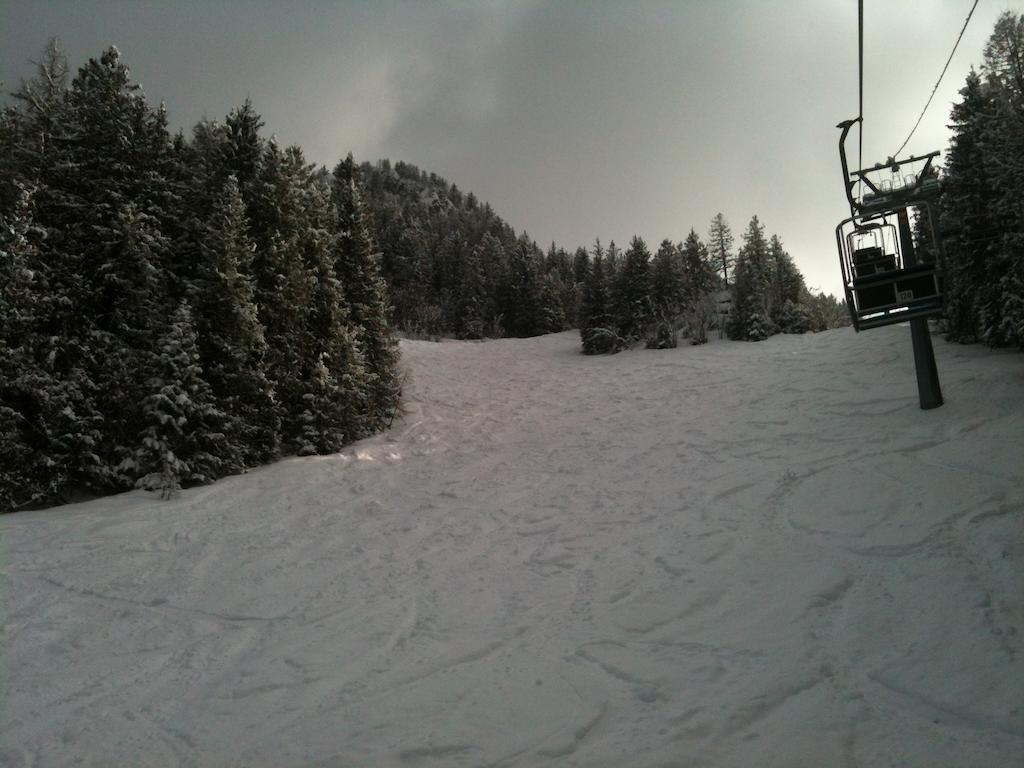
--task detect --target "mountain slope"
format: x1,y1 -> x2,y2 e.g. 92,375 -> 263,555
2,328 -> 1022,767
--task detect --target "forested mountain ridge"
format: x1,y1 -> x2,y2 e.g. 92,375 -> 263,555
358,159 -> 575,340
358,159 -> 850,350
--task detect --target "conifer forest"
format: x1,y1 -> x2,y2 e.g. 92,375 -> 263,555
1,10 -> 1023,512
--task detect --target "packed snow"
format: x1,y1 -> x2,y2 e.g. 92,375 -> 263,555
1,327 -> 1022,767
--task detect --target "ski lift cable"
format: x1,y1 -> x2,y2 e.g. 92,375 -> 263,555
857,0 -> 864,203
891,0 -> 980,159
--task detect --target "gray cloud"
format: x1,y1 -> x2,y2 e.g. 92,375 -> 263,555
2,0 -> 1007,295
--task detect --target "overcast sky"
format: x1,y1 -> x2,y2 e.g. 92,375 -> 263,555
2,1 -> 1010,295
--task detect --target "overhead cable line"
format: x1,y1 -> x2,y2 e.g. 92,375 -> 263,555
891,0 -> 980,158
857,0 -> 864,202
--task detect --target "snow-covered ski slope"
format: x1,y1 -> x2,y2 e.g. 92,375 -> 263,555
2,327 -> 1022,767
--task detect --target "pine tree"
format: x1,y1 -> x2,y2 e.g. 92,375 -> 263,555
126,303 -> 227,497
224,99 -> 265,200
729,215 -> 772,341
940,12 -> 1024,348
605,240 -> 622,277
300,212 -> 370,453
503,234 -> 545,337
613,236 -> 653,340
332,154 -> 401,427
708,213 -> 735,288
477,232 -> 509,336
247,142 -> 319,445
539,271 -> 567,333
650,239 -> 684,317
982,12 -> 1024,347
4,39 -> 70,212
45,47 -> 179,486
678,229 -> 719,344
579,253 -> 619,354
766,234 -> 806,331
196,176 -> 279,466
458,241 -> 488,339
941,69 -> 999,342
679,229 -> 717,305
0,187 -> 65,509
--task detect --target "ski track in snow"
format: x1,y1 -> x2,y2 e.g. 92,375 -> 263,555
1,327 -> 1022,767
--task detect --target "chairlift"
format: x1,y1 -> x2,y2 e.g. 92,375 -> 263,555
834,119 -> 945,331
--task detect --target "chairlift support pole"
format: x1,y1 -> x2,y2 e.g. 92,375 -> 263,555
896,209 -> 943,409
835,118 -> 944,411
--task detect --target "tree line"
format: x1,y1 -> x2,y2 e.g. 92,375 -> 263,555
939,11 -> 1024,349
358,160 -> 578,340
355,161 -> 849,352
0,43 -> 400,510
577,215 -> 849,354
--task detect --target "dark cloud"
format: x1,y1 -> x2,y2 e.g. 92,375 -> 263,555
1,0 -> 1004,294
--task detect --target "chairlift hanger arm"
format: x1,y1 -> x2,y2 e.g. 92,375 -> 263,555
836,117 -> 862,216
840,142 -> 943,214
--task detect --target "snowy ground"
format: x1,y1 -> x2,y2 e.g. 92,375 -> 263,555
2,327 -> 1022,767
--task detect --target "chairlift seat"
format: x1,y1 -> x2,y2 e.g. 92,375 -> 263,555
852,263 -> 942,314
853,246 -> 897,278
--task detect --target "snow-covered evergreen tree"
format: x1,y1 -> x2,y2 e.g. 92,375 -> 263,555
941,70 -> 998,342
331,154 -> 402,429
613,236 -> 653,341
126,303 -> 226,497
604,240 -> 622,278
579,253 -> 620,354
678,230 -> 719,343
729,215 -> 773,341
458,241 -> 488,339
650,239 -> 684,317
539,271 -> 568,333
0,187 -> 63,510
708,213 -> 735,289
940,12 -> 1024,349
679,229 -> 718,307
196,175 -> 279,466
982,12 -> 1024,348
766,234 -> 806,332
503,233 -> 545,337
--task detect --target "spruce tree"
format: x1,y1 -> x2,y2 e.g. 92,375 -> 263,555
49,47 -> 178,486
0,187 -> 65,509
331,154 -> 401,428
458,242 -> 488,339
729,216 -> 772,341
605,240 -> 622,277
539,271 -> 567,333
579,253 -> 618,354
126,303 -> 227,497
940,12 -> 1024,348
678,229 -> 719,344
301,208 -> 370,453
982,12 -> 1024,347
613,236 -> 653,340
708,213 -> 735,289
503,234 -> 545,337
766,234 -> 807,331
196,176 -> 279,466
224,99 -> 265,201
941,69 -> 998,342
248,142 -> 318,444
651,239 -> 684,317
679,229 -> 717,305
